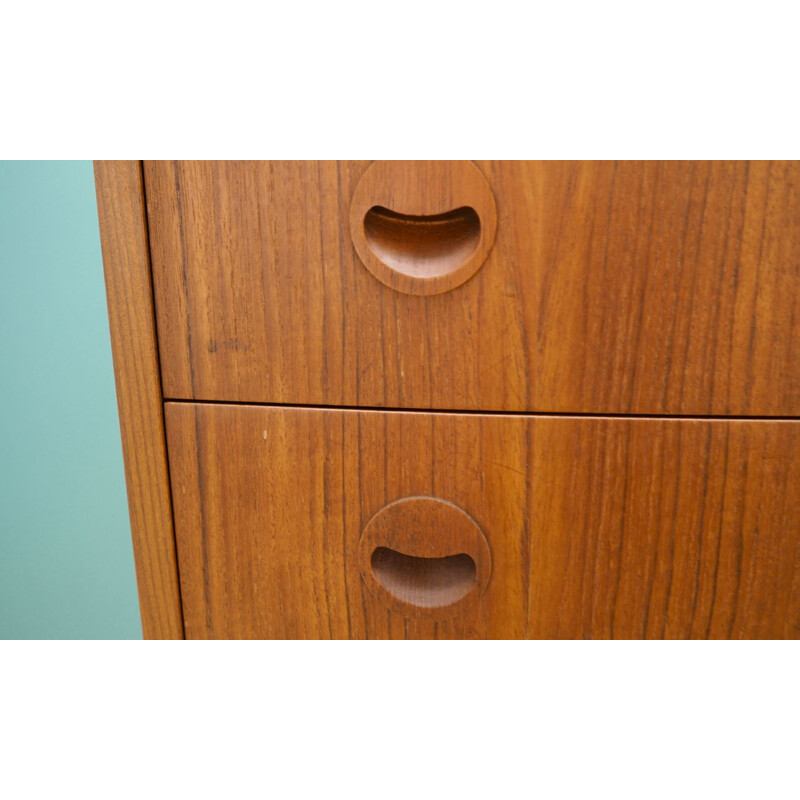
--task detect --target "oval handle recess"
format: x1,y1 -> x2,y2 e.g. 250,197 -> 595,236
350,161 -> 497,296
358,496 -> 492,619
371,547 -> 477,608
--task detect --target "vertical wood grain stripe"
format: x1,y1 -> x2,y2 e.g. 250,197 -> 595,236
95,161 -> 184,639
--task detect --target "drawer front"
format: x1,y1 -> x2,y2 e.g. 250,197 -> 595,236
164,404 -> 800,639
147,161 -> 800,415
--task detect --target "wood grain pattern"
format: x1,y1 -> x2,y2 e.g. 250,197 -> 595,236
145,161 -> 800,415
164,403 -> 800,639
94,161 -> 184,639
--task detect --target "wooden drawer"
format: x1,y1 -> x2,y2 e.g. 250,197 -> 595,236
146,161 -> 800,415
164,403 -> 800,639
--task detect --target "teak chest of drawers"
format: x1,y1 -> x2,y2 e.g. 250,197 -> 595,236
96,160 -> 800,639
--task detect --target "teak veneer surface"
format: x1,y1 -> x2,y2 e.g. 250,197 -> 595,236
165,403 -> 800,639
94,161 -> 184,639
146,161 -> 800,415
97,161 -> 800,640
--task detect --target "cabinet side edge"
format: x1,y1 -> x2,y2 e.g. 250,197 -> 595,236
94,160 -> 184,640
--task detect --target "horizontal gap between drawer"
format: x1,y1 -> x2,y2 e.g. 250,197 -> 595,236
162,398 -> 800,422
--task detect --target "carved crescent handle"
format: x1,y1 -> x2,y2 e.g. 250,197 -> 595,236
349,161 -> 498,296
358,496 -> 492,619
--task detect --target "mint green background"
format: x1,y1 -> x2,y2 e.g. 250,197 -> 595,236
0,161 -> 142,639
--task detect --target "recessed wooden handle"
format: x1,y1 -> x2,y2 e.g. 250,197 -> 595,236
359,496 -> 492,619
350,161 -> 497,296
371,548 -> 477,608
